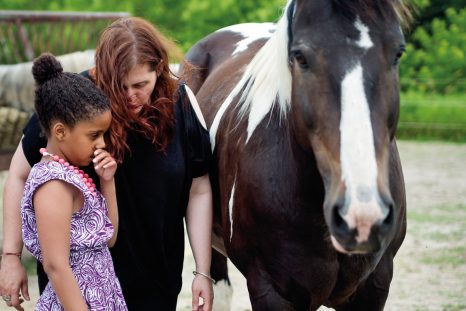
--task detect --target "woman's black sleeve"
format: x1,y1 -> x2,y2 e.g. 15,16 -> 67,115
21,113 -> 47,167
181,86 -> 212,178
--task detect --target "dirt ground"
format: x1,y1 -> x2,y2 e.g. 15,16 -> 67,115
1,140 -> 465,311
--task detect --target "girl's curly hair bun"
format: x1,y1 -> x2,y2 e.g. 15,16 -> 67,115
32,53 -> 63,84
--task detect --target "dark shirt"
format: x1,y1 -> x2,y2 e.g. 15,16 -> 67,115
22,82 -> 211,309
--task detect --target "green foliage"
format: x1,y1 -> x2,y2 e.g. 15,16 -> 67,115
176,0 -> 284,51
401,6 -> 466,94
408,0 -> 465,30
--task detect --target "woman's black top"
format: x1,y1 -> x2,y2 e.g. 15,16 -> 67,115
22,82 -> 211,309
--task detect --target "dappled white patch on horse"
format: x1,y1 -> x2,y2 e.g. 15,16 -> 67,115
216,23 -> 275,57
228,180 -> 236,242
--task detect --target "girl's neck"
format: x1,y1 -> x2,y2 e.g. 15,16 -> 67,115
40,147 -> 97,196
42,143 -> 70,164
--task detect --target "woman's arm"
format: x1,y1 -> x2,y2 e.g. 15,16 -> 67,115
100,179 -> 118,247
0,143 -> 31,310
186,174 -> 214,311
34,180 -> 88,311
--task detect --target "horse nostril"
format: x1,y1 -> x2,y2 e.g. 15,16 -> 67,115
333,206 -> 343,226
332,205 -> 348,234
380,195 -> 395,227
383,202 -> 394,226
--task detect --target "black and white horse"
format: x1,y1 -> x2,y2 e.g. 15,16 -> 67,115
184,1 -> 409,309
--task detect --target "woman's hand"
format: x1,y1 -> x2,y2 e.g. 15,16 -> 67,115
92,149 -> 117,181
0,256 -> 29,311
192,274 -> 213,311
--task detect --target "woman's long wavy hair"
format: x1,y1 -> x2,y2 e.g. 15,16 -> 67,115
95,17 -> 178,162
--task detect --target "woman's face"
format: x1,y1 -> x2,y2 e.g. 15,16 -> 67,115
122,63 -> 157,114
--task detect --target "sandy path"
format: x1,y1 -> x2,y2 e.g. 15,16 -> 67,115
1,140 -> 465,311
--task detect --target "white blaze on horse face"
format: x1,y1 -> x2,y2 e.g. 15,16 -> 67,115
339,64 -> 384,243
217,23 -> 275,57
354,17 -> 373,49
336,18 -> 384,244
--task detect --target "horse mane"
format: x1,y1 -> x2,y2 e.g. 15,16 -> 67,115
331,0 -> 412,26
216,0 -> 293,145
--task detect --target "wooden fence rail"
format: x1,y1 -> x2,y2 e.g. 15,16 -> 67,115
0,11 -> 130,64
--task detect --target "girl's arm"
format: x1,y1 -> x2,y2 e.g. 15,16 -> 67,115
92,149 -> 118,247
0,143 -> 31,309
185,174 -> 214,311
34,180 -> 88,311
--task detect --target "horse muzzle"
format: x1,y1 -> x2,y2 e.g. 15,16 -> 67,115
327,189 -> 395,254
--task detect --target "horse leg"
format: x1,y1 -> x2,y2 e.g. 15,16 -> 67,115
211,249 -> 233,311
245,262 -> 306,311
335,254 -> 393,311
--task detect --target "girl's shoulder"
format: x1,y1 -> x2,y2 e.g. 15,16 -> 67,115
28,161 -> 85,192
30,160 -> 61,177
31,160 -> 67,175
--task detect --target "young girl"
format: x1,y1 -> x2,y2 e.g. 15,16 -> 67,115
20,53 -> 127,310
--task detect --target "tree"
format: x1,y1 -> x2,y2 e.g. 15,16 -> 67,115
401,6 -> 466,94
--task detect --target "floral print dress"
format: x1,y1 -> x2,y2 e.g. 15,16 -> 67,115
21,161 -> 127,310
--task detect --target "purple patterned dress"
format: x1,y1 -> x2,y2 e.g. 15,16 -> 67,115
21,161 -> 127,310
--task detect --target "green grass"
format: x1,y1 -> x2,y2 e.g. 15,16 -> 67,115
442,304 -> 466,311
407,204 -> 466,268
408,208 -> 465,224
398,93 -> 466,142
23,256 -> 37,275
421,245 -> 466,267
427,229 -> 465,242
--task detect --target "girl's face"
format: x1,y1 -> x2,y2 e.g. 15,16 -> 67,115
61,110 -> 112,167
122,63 -> 157,114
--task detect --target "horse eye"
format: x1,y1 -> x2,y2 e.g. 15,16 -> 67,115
393,45 -> 406,66
290,50 -> 309,69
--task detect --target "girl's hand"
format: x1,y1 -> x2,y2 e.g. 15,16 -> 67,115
92,149 -> 117,181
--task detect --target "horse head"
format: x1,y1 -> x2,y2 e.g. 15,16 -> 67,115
288,0 -> 408,253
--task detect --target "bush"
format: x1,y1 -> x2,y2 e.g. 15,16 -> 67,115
400,7 -> 466,94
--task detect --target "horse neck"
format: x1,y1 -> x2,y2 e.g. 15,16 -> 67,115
283,112 -> 320,178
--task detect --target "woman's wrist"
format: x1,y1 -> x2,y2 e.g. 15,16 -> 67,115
192,270 -> 215,283
0,252 -> 22,262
